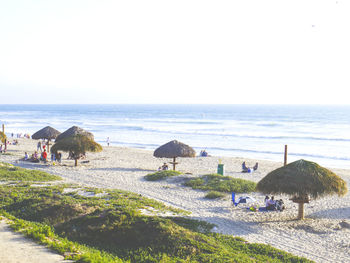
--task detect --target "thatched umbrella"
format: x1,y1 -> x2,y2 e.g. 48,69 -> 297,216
51,134 -> 102,166
257,159 -> 347,219
153,140 -> 196,170
32,126 -> 61,152
55,126 -> 94,142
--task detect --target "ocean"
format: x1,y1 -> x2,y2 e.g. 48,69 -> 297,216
1,104 -> 350,169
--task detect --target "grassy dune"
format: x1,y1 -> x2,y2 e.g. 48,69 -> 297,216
0,163 -> 312,263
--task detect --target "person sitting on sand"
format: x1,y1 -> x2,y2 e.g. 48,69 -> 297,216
31,151 -> 39,163
161,163 -> 169,170
57,152 -> 62,163
267,196 -> 276,210
275,199 -> 285,212
264,195 -> 270,207
24,152 -> 29,161
200,150 -> 208,157
242,161 -> 251,173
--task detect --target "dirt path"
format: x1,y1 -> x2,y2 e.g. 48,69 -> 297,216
0,220 -> 71,263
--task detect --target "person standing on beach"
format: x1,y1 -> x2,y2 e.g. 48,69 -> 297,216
57,152 -> 62,163
37,141 -> 42,152
42,149 -> 48,162
107,137 -> 110,146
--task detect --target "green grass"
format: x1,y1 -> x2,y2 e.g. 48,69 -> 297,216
0,162 -> 61,182
0,164 -> 312,263
185,173 -> 257,193
144,170 -> 182,181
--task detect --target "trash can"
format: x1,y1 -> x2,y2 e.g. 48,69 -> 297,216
217,164 -> 224,175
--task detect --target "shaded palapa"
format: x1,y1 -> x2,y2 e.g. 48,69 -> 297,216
257,159 -> 347,219
153,140 -> 196,170
51,134 -> 102,166
31,126 -> 61,152
55,126 -> 94,142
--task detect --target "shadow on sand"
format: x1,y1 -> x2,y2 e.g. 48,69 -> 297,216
308,207 -> 350,219
89,167 -> 155,173
190,216 -> 261,236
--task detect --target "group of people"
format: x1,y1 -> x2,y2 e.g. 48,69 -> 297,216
11,133 -> 30,139
264,195 -> 285,211
0,139 -> 20,154
242,161 -> 258,173
199,150 -> 208,157
24,150 -> 62,164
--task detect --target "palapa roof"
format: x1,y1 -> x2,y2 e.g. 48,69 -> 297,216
256,159 -> 347,199
31,126 -> 61,140
55,126 -> 94,142
51,134 -> 102,154
153,140 -> 196,158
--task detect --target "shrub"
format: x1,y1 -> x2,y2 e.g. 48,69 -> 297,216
144,170 -> 182,181
0,163 -> 61,181
185,174 -> 256,193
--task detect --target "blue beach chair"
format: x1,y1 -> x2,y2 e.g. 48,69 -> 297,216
232,192 -> 238,206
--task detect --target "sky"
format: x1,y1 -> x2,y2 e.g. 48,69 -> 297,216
0,0 -> 349,104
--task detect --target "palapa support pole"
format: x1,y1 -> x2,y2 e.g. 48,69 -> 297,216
298,202 -> 305,220
172,157 -> 176,170
284,145 -> 288,166
2,124 -> 4,133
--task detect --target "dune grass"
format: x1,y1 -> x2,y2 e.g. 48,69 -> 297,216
0,162 -> 61,182
185,173 -> 256,193
0,164 -> 312,263
144,170 -> 182,181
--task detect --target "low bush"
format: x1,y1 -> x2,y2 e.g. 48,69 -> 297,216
0,162 -> 61,181
185,173 -> 256,193
144,170 -> 182,181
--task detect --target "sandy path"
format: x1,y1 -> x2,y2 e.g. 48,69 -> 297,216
1,138 -> 349,263
0,220 -> 70,263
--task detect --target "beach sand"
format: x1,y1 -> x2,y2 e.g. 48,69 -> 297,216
1,138 -> 349,263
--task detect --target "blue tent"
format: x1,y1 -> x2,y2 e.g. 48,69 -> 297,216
232,192 -> 256,206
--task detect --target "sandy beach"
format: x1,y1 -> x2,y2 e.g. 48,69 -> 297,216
1,138 -> 349,263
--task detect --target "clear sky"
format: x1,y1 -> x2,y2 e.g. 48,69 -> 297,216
0,0 -> 349,104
